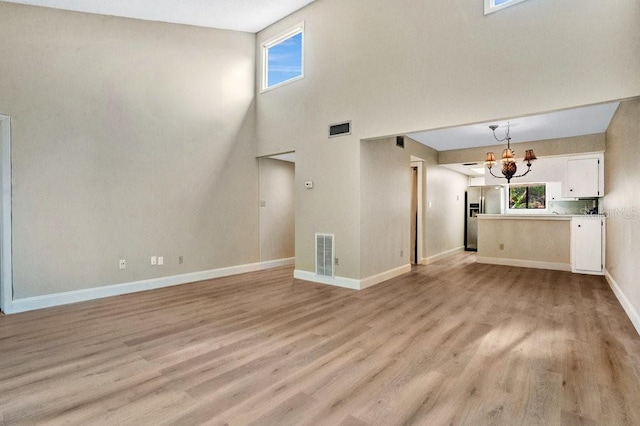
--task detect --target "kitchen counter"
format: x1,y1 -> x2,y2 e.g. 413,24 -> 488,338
478,214 -> 572,221
476,215 -> 571,271
476,214 -> 605,274
478,214 -> 604,220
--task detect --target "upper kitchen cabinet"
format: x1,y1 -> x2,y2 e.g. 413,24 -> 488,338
484,152 -> 604,198
563,156 -> 603,198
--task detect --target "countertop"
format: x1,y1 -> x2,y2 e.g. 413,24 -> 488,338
477,214 -> 605,221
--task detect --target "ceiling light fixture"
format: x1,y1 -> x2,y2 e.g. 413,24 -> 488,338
484,122 -> 536,183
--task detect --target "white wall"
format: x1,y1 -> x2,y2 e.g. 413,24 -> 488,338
293,135 -> 362,279
360,137 -> 467,278
0,3 -> 258,299
256,0 -> 640,279
360,139 -> 411,278
2,0 -> 638,303
259,158 -> 295,261
478,217 -> 571,268
424,166 -> 467,259
604,98 -> 640,333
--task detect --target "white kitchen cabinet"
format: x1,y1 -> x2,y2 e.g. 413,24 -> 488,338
565,158 -> 602,198
571,216 -> 604,275
546,182 -> 572,202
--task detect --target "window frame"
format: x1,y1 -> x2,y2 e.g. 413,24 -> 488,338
260,22 -> 305,93
484,0 -> 529,15
506,183 -> 548,213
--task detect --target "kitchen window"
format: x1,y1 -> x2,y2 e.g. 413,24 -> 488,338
261,23 -> 304,92
508,184 -> 546,210
484,0 -> 529,15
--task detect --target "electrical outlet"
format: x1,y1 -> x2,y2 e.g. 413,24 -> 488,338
179,255 -> 184,265
158,256 -> 164,265
400,250 -> 404,257
151,256 -> 157,266
335,257 -> 339,266
119,259 -> 126,270
499,243 -> 504,250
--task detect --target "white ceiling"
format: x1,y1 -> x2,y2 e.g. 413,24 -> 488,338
2,0 -> 317,32
408,102 -> 620,152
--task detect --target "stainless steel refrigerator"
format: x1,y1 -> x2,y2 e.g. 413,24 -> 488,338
465,186 -> 503,251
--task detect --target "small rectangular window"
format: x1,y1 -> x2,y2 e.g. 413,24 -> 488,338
509,184 -> 546,210
261,23 -> 304,92
484,0 -> 529,15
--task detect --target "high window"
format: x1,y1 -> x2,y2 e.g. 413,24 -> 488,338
508,184 -> 546,210
484,0 -> 529,15
261,23 -> 304,92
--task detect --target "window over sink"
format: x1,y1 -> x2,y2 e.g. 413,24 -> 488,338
508,183 -> 546,210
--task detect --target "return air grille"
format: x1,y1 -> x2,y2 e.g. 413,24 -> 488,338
329,121 -> 351,137
315,233 -> 335,277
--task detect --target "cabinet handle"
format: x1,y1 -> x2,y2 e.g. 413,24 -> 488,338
570,189 -> 573,192
578,225 -> 581,227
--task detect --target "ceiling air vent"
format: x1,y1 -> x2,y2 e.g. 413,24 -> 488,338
329,121 -> 351,138
316,233 -> 335,277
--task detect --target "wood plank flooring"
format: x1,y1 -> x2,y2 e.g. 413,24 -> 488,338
1,252 -> 640,425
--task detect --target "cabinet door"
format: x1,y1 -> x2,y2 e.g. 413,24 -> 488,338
566,158 -> 600,197
572,218 -> 602,273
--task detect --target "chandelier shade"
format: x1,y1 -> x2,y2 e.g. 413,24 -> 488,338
484,123 -> 536,183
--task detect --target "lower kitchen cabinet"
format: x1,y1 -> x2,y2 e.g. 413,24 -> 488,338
571,216 -> 605,275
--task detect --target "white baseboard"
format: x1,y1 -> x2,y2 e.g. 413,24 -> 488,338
294,264 -> 411,291
6,258 -> 295,314
293,270 -> 360,290
423,246 -> 465,265
476,256 -> 571,272
360,264 -> 411,289
605,269 -> 640,336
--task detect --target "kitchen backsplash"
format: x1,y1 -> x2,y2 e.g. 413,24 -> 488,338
548,199 -> 599,215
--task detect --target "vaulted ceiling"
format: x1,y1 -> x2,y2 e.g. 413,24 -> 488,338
1,0 -> 317,32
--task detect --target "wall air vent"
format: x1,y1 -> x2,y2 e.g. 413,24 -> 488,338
315,233 -> 335,277
329,121 -> 351,138
396,136 -> 405,148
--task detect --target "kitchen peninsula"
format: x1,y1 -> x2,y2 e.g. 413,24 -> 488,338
477,214 -> 604,275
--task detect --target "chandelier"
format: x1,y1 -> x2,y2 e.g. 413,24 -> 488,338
484,123 -> 536,183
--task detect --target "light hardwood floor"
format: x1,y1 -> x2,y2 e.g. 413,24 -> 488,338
1,253 -> 640,425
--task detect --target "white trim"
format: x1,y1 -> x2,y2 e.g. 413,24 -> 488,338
360,264 -> 411,290
260,22 -> 304,93
0,115 -> 11,315
605,269 -> 640,336
476,256 -> 571,272
505,183 -> 549,214
484,0 -> 529,15
424,246 -> 465,265
5,258 -> 294,314
294,264 -> 411,291
294,269 -> 360,290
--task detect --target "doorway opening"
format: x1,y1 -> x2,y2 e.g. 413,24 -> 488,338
0,115 -> 12,314
258,152 -> 295,264
410,158 -> 424,265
